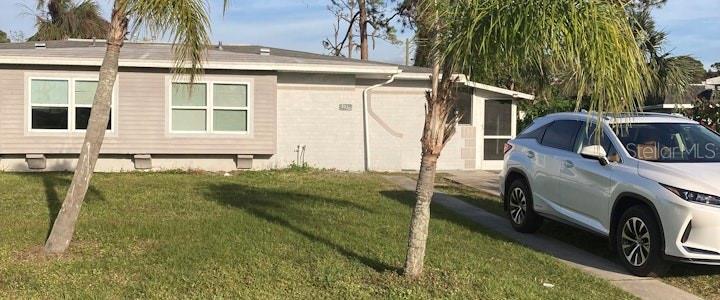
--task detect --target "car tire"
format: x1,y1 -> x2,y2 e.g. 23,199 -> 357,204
615,205 -> 671,277
506,179 -> 543,233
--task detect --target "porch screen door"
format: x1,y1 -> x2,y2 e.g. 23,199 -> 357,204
482,100 -> 514,169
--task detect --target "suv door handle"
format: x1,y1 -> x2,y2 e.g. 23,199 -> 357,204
527,151 -> 535,159
563,160 -> 574,168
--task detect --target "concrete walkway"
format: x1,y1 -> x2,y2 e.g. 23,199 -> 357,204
442,170 -> 501,197
384,175 -> 700,300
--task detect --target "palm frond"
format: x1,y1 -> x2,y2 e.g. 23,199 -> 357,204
127,0 -> 229,83
628,6 -> 705,106
423,0 -> 651,119
30,0 -> 108,41
662,56 -> 695,101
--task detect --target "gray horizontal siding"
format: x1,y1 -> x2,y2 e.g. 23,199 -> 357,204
0,67 -> 277,155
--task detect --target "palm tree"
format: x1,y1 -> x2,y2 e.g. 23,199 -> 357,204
44,0 -> 228,254
403,0 -> 651,278
30,0 -> 109,41
629,6 -> 704,105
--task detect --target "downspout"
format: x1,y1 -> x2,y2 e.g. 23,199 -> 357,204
362,72 -> 400,171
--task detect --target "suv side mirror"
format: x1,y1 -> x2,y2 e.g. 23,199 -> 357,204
580,145 -> 609,166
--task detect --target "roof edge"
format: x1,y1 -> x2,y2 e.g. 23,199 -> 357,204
0,53 -> 536,98
0,56 -> 401,75
465,81 -> 535,100
642,103 -> 694,109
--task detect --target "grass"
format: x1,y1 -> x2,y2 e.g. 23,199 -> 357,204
0,170 -> 633,299
437,177 -> 720,300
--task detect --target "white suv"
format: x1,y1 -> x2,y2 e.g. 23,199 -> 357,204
499,112 -> 720,276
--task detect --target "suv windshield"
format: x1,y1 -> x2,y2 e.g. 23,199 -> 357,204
616,123 -> 720,162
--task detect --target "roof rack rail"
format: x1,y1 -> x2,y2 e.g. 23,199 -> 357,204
608,112 -> 690,120
573,110 -> 613,120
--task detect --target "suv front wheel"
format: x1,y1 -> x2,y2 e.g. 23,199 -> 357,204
506,179 -> 543,233
615,205 -> 670,277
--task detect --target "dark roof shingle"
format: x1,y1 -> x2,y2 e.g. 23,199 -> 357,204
0,40 -> 431,73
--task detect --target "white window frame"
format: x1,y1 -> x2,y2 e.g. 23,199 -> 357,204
27,76 -> 117,134
168,79 -> 253,135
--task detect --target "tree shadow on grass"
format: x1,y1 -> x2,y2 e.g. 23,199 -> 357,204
203,182 -> 398,273
409,188 -> 720,278
381,189 -> 659,277
379,190 -> 514,239
42,176 -> 62,239
15,173 -> 107,240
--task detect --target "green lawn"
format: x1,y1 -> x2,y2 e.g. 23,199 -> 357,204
0,170 -> 632,299
438,178 -> 720,300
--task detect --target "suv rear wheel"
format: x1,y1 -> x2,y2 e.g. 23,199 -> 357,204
506,179 -> 543,233
615,205 -> 670,277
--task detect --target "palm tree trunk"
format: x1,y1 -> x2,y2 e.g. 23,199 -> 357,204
44,4 -> 127,254
404,152 -> 438,277
404,59 -> 444,278
358,0 -> 368,60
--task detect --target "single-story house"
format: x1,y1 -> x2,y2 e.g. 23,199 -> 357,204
642,84 -> 715,113
705,76 -> 720,91
0,39 -> 533,172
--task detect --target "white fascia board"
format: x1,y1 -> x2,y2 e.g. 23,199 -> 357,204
393,73 -> 536,101
464,81 -> 535,100
644,103 -> 695,110
706,77 -> 720,85
395,72 -> 431,80
395,72 -> 468,82
665,103 -> 694,108
0,56 -> 400,75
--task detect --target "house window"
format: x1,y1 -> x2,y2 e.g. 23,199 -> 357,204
455,87 -> 473,125
29,78 -> 112,131
170,82 -> 249,133
171,83 -> 208,132
30,79 -> 69,129
75,80 -> 111,130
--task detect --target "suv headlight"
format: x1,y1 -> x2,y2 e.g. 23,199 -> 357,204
662,184 -> 720,206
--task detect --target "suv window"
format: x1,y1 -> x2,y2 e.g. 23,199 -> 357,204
574,123 -> 621,162
517,123 -> 549,142
540,120 -> 581,151
616,123 -> 720,162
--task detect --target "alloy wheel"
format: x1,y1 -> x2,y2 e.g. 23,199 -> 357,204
509,187 -> 527,224
621,217 -> 651,267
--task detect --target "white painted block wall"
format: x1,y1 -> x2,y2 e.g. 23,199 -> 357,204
272,73 -> 366,170
271,74 -> 469,171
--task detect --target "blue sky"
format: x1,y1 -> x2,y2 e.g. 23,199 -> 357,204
652,0 -> 720,68
0,0 -> 717,67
